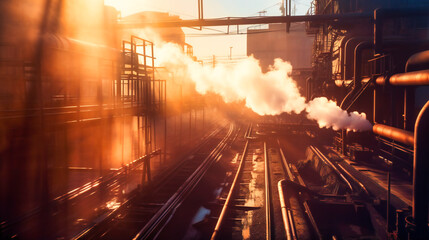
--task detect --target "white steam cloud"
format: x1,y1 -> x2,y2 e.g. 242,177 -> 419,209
156,43 -> 372,132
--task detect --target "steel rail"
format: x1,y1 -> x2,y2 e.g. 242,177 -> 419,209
210,124 -> 251,240
264,142 -> 272,240
151,125 -> 242,240
134,124 -> 235,240
310,145 -> 354,192
278,181 -> 296,240
56,149 -> 161,202
277,139 -> 297,240
134,124 -> 233,240
2,149 -> 161,238
335,162 -> 370,196
72,126 -> 225,240
278,140 -> 294,181
278,141 -> 322,240
311,145 -> 370,196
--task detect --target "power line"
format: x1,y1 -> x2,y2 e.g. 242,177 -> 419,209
186,29 -> 287,37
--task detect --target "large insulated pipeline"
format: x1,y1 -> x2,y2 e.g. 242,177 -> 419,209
406,50 -> 429,73
412,100 -> 429,238
373,102 -> 429,237
372,124 -> 414,146
375,50 -> 429,131
376,71 -> 429,86
278,180 -> 294,240
375,50 -> 429,85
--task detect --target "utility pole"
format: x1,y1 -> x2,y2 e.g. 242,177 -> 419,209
258,11 -> 267,29
229,47 -> 232,60
198,0 -> 204,20
212,55 -> 216,68
280,0 -> 286,16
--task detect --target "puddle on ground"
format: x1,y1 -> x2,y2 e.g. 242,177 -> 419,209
191,207 -> 211,225
231,153 -> 239,164
241,150 -> 265,239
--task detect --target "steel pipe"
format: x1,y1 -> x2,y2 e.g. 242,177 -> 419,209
335,80 -> 352,87
412,100 -> 429,238
406,50 -> 429,72
339,35 -> 353,80
335,78 -> 370,88
264,142 -> 272,240
340,41 -> 373,109
306,77 -> 312,100
375,75 -> 387,85
278,180 -> 296,240
372,124 -> 414,146
376,70 -> 429,86
390,70 -> 429,86
342,37 -> 371,81
339,41 -> 373,154
373,87 -> 377,123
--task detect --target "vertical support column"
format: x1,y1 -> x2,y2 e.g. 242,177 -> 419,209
404,87 -> 415,131
164,80 -> 167,163
189,109 -> 192,138
98,59 -> 104,177
202,103 -> 205,132
180,84 -> 183,147
342,129 -> 347,155
412,100 -> 429,238
373,88 -> 377,123
194,107 -> 197,132
151,42 -> 156,153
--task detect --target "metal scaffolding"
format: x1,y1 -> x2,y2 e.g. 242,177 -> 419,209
121,35 -> 166,183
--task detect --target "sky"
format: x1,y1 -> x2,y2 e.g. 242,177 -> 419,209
104,0 -> 312,60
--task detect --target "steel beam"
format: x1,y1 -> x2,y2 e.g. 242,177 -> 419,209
118,13 -> 372,29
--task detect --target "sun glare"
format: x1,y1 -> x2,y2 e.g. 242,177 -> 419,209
104,0 -> 148,16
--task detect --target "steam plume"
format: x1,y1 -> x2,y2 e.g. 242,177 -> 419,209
156,43 -> 372,132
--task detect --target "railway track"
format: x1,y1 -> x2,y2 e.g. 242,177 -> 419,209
3,123 -> 381,240
0,149 -> 161,239
209,128 -> 355,240
72,123 -> 238,240
210,126 -> 293,240
276,137 -> 382,240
